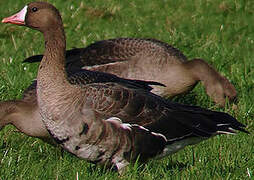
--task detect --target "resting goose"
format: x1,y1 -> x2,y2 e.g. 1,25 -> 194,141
24,38 -> 237,107
2,2 -> 247,172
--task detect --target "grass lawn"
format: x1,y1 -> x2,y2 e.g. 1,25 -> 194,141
0,0 -> 253,179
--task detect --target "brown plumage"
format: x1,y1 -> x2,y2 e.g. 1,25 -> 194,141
0,85 -> 53,143
0,71 -> 162,144
2,2 -> 247,172
24,37 -> 237,107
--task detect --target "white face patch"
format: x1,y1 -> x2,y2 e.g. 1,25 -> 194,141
18,5 -> 28,22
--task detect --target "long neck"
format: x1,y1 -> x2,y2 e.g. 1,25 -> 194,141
36,25 -> 82,124
0,100 -> 36,131
37,26 -> 78,98
39,26 -> 67,86
37,26 -> 80,109
0,101 -> 17,128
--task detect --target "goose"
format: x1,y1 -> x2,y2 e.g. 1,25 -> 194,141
0,72 -> 163,145
0,82 -> 52,143
2,2 -> 248,172
24,38 -> 237,107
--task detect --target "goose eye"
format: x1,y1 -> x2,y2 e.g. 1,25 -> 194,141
31,7 -> 38,12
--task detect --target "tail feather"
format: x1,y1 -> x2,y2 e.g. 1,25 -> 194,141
23,48 -> 83,63
167,102 -> 248,133
145,102 -> 248,145
174,110 -> 248,137
156,106 -> 249,157
23,54 -> 43,63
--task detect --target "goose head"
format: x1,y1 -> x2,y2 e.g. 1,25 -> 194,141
2,2 -> 63,33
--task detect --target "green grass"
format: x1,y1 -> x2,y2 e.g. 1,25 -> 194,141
0,0 -> 253,179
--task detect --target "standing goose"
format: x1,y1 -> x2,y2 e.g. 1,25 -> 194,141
2,2 -> 247,172
24,38 -> 237,107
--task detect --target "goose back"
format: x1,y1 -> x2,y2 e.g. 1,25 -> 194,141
24,38 -> 237,106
